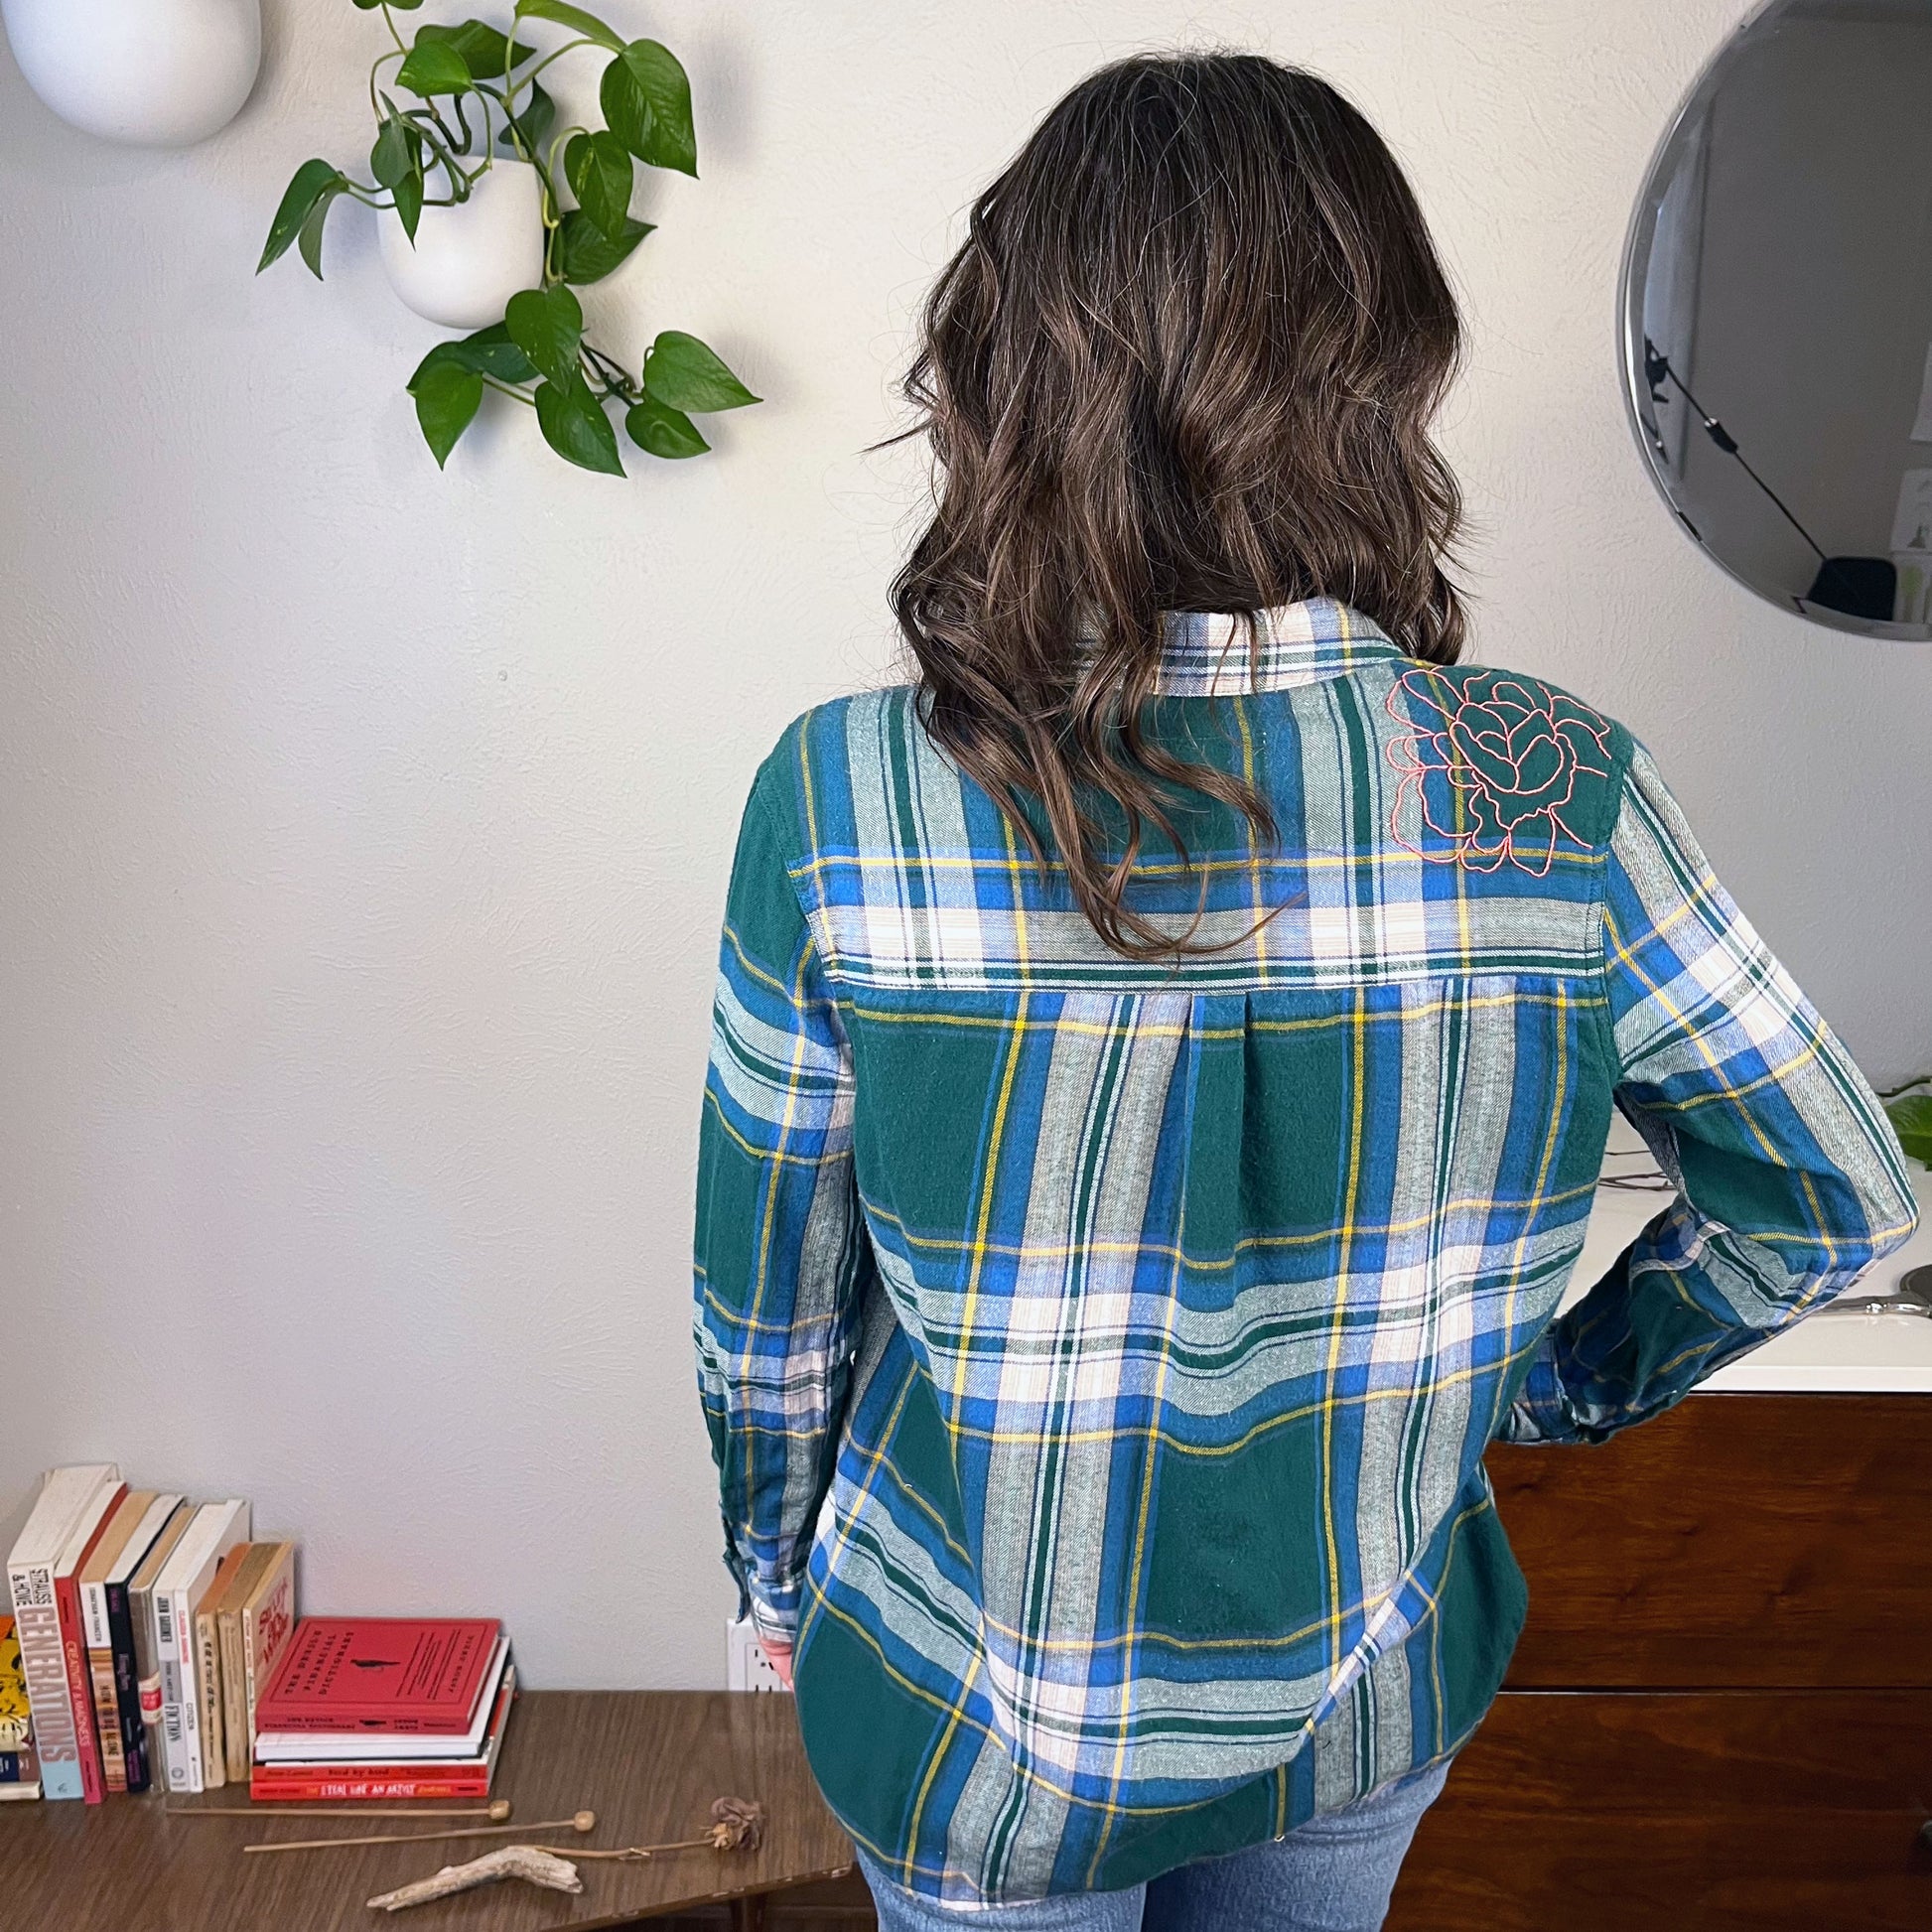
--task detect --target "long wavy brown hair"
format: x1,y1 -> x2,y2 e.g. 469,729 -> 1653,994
889,53 -> 1466,956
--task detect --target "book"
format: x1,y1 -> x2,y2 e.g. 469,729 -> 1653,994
6,1466 -> 121,1802
249,1667 -> 514,1802
0,1743 -> 41,1798
218,1542 -> 296,1783
98,1493 -> 183,1795
254,1617 -> 500,1735
192,1543 -> 249,1790
126,1501 -> 194,1794
0,1614 -> 39,1800
52,1476 -> 127,1803
77,1490 -> 159,1794
153,1500 -> 249,1794
254,1634 -> 507,1761
0,1615 -> 31,1749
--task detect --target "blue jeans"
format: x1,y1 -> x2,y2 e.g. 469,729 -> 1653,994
858,1759 -> 1450,1932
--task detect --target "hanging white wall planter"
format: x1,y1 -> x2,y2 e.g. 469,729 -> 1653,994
378,161 -> 546,333
1,0 -> 260,147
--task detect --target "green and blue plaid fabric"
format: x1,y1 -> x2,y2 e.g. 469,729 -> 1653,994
694,598 -> 1915,1905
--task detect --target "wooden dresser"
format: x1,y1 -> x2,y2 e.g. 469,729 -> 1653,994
1384,1392 -> 1932,1930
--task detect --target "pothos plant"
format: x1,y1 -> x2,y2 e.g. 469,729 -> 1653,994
1883,1081 -> 1932,1169
257,0 -> 759,475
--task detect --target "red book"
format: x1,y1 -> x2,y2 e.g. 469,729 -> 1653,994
254,1618 -> 500,1734
248,1773 -> 495,1801
249,1671 -> 514,1801
53,1482 -> 126,1805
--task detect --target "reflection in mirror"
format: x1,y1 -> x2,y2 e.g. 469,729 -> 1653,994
1622,0 -> 1932,639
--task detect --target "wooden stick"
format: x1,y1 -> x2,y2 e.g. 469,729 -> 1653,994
243,1809 -> 596,1857
171,1800 -> 511,1821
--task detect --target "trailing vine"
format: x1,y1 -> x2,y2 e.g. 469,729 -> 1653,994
258,0 -> 759,474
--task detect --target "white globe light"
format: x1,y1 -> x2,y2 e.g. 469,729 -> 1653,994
1,0 -> 261,148
379,161 -> 547,333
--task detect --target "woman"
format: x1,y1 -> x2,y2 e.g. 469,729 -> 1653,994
694,54 -> 1915,1931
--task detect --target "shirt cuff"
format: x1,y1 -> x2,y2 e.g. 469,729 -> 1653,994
718,1521 -> 805,1642
745,1577 -> 801,1647
1498,1346 -> 1577,1445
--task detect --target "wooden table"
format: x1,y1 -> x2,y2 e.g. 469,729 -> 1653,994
2,1692 -> 858,1931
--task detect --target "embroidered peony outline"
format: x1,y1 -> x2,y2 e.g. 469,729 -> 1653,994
1385,668 -> 1612,876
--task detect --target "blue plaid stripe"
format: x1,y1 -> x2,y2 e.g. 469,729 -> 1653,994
694,599 -> 1916,1903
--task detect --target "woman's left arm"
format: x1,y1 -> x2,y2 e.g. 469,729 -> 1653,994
693,759 -> 864,1653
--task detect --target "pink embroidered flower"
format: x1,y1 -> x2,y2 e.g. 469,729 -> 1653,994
1386,669 -> 1612,876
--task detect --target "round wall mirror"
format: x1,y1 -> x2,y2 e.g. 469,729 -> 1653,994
1620,0 -> 1932,639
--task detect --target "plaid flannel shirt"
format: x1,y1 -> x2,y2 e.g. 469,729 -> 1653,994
694,598 -> 1915,1905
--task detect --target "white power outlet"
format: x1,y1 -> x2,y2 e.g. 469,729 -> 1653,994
726,1615 -> 791,1693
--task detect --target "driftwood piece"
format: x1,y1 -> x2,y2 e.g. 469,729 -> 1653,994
366,1846 -> 583,1913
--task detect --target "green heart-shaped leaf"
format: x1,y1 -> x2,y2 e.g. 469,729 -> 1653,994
410,361 -> 485,468
414,324 -> 540,388
371,114 -> 413,190
534,375 -> 624,475
396,37 -> 473,97
505,284 -> 584,388
416,22 -> 536,78
259,159 -> 345,272
565,129 -> 633,241
625,394 -> 709,459
497,79 -> 555,159
557,210 -> 652,285
600,40 -> 695,176
393,162 -> 425,242
1886,1094 -> 1932,1167
296,181 -> 347,279
642,331 -> 759,411
513,0 -> 623,53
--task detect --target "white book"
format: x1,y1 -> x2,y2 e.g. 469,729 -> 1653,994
253,1640 -> 509,1763
153,1500 -> 249,1794
4,1464 -> 119,1802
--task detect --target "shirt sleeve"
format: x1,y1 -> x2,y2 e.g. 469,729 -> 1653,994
693,757 -> 866,1641
1502,744 -> 1919,1446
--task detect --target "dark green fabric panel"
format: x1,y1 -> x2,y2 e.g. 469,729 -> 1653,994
848,1012 -> 1020,1239
1142,1411 -> 1330,1641
794,1602 -> 949,1862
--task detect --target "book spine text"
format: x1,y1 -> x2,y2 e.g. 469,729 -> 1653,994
6,1565 -> 80,1801
172,1587 -> 204,1792
195,1607 -> 225,1790
154,1588 -> 192,1794
247,1774 -> 493,1801
80,1577 -> 126,1793
52,1568 -> 105,1804
104,1580 -> 149,1793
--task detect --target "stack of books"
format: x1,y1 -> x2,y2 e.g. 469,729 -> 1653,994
3,1464 -> 297,1801
3,1465 -> 512,1807
249,1618 -> 514,1801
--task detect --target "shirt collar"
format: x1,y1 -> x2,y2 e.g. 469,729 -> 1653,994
1152,597 -> 1405,696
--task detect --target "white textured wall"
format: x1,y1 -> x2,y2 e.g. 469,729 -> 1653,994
2,0 -> 1927,1689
